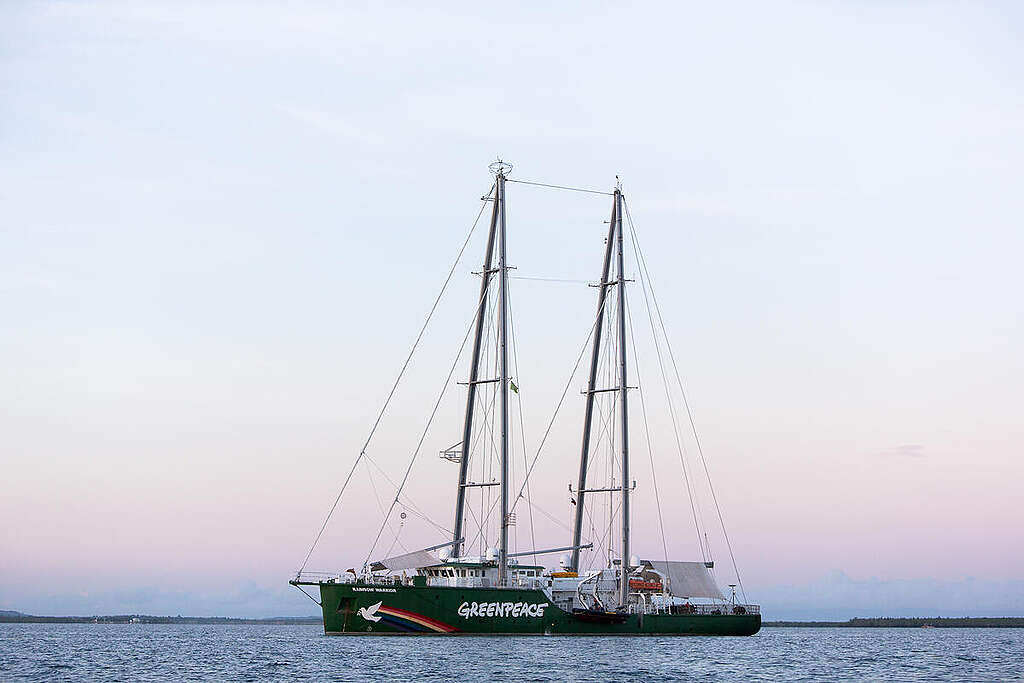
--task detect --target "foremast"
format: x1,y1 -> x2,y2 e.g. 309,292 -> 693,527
451,162 -> 513,587
451,178 -> 498,561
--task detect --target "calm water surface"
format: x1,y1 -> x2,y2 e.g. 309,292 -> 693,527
1,624 -> 1022,681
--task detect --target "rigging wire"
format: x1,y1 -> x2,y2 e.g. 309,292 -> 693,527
363,280 -> 494,568
578,292 -> 615,488
296,183 -> 495,575
509,275 -> 592,285
624,198 -> 747,601
361,451 -> 450,535
505,178 -> 613,196
472,287 -> 498,556
581,487 -> 601,568
382,515 -> 406,559
607,311 -> 619,569
471,282 -> 616,536
523,498 -> 571,532
631,238 -> 708,562
507,284 -> 539,565
584,496 -> 623,573
627,303 -> 671,567
363,458 -> 408,555
482,290 -> 499,553
506,279 -> 617,519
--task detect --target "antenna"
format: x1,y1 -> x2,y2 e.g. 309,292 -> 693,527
489,159 -> 513,176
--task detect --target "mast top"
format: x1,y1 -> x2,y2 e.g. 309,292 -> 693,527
489,159 -> 513,176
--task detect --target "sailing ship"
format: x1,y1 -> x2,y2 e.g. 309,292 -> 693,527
291,162 -> 761,635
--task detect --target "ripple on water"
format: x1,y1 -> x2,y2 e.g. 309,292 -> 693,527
1,625 -> 1023,681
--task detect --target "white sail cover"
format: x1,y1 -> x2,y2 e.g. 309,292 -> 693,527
649,561 -> 724,599
373,549 -> 438,572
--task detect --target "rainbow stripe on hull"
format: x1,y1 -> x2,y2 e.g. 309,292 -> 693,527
376,605 -> 458,633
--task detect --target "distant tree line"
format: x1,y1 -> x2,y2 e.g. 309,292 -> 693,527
764,617 -> 1024,628
0,614 -> 322,625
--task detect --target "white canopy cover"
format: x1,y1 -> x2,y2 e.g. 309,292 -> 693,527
649,561 -> 724,599
372,549 -> 438,572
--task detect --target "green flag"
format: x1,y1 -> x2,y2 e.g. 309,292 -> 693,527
510,379 -> 519,394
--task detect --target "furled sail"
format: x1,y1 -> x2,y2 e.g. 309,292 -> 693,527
649,561 -> 724,599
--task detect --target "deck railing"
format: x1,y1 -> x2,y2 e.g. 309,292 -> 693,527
291,571 -> 390,586
662,603 -> 760,616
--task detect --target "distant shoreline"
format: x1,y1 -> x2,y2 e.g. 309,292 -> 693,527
2,614 -> 1022,627
0,614 -> 321,625
764,617 -> 1024,628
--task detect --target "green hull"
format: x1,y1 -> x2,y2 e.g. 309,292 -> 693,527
317,583 -> 760,636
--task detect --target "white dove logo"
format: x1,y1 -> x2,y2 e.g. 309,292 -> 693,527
357,601 -> 383,622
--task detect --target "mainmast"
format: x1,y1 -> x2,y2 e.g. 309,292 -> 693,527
570,184 -> 632,606
496,166 -> 511,587
569,198 -> 618,572
614,187 -> 631,606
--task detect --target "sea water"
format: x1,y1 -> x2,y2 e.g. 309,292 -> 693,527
1,624 -> 1022,681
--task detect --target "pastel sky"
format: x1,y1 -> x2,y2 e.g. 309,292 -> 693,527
2,1 -> 1022,619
